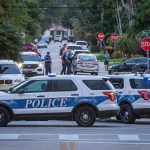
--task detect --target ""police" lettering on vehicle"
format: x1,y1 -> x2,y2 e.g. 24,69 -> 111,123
25,98 -> 67,108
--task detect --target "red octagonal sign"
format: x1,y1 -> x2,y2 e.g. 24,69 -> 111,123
98,32 -> 104,41
111,33 -> 119,42
141,38 -> 150,51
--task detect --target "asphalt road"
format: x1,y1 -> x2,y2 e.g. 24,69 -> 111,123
0,40 -> 150,150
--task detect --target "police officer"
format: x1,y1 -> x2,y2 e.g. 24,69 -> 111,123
44,52 -> 52,75
65,49 -> 72,75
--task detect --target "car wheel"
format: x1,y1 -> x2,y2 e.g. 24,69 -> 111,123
0,107 -> 10,127
75,106 -> 96,127
116,115 -> 121,120
120,104 -> 136,124
95,72 -> 98,75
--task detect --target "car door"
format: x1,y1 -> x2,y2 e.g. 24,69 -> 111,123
11,80 -> 48,115
47,79 -> 82,113
122,59 -> 137,72
136,58 -> 147,71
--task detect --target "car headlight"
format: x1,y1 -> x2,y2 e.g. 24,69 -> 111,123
39,63 -> 43,67
18,63 -> 23,68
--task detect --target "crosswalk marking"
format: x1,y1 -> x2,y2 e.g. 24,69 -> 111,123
0,134 -> 19,140
59,134 -> 79,141
118,134 -> 140,141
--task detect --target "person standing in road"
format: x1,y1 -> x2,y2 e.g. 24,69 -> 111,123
44,52 -> 52,75
61,48 -> 67,75
65,49 -> 72,75
104,51 -> 110,71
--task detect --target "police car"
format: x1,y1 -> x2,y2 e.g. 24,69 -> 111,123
19,52 -> 44,77
0,60 -> 25,91
0,75 -> 119,127
108,74 -> 150,124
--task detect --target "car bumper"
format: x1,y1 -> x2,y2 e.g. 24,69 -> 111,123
0,84 -> 18,91
74,68 -> 98,73
22,68 -> 44,77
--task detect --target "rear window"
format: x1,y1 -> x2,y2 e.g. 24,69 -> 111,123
68,46 -> 82,50
76,42 -> 87,45
130,79 -> 149,89
83,80 -> 111,90
109,78 -> 124,89
78,55 -> 96,61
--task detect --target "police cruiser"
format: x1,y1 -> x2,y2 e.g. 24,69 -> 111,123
0,75 -> 118,127
108,74 -> 150,124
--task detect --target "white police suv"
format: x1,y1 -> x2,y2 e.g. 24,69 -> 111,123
108,74 -> 150,124
0,75 -> 118,127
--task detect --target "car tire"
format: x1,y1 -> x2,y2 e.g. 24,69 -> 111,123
95,72 -> 98,75
75,106 -> 96,127
116,115 -> 121,120
120,104 -> 136,124
0,107 -> 10,127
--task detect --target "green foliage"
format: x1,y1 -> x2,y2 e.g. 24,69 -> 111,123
111,50 -> 121,59
90,45 -> 99,53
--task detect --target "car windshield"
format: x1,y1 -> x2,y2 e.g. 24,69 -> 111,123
0,64 -> 21,74
78,55 -> 96,61
22,54 -> 41,62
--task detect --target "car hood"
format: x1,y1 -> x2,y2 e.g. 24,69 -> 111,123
0,74 -> 24,79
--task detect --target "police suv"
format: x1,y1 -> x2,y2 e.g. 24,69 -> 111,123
0,75 -> 118,127
108,74 -> 150,124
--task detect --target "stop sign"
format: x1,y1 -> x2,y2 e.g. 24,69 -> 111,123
141,38 -> 150,51
111,33 -> 119,42
98,32 -> 104,40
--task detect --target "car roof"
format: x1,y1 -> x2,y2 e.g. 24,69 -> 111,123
76,41 -> 87,43
0,60 -> 17,64
107,74 -> 145,79
29,75 -> 103,80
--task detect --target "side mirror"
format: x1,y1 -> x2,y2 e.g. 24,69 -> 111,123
17,88 -> 24,94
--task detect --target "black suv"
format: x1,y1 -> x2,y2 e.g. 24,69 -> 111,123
109,57 -> 150,74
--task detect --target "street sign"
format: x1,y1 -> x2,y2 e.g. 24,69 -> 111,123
111,33 -> 119,42
140,38 -> 150,51
98,32 -> 104,41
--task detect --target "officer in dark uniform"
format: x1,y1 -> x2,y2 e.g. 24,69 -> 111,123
44,52 -> 52,75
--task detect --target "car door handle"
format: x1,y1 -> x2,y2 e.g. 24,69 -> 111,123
71,94 -> 79,96
37,95 -> 45,98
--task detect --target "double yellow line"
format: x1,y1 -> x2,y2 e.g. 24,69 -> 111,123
60,141 -> 76,150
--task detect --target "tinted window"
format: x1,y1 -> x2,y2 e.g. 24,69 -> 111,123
130,79 -> 149,89
83,80 -> 111,90
22,54 -> 41,62
136,59 -> 147,64
50,80 -> 77,91
109,78 -> 124,89
76,42 -> 87,45
23,80 -> 48,93
0,64 -> 21,74
126,59 -> 136,64
67,46 -> 82,50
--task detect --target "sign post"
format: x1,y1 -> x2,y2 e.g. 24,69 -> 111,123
111,33 -> 119,64
97,32 -> 104,52
140,38 -> 150,73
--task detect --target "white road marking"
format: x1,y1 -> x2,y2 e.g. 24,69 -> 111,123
59,134 -> 79,141
0,134 -> 19,140
118,134 -> 140,141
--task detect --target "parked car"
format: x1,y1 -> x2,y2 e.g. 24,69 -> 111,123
41,36 -> 50,44
72,53 -> 99,75
19,52 -> 44,77
108,57 -> 150,74
72,50 -> 90,60
22,43 -> 37,52
67,35 -> 75,43
0,75 -> 119,127
54,35 -> 62,42
75,41 -> 88,49
108,74 -> 150,123
67,45 -> 82,51
37,41 -> 48,49
0,60 -> 25,91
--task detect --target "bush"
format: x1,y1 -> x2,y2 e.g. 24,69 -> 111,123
96,53 -> 104,62
111,50 -> 121,59
90,45 -> 99,53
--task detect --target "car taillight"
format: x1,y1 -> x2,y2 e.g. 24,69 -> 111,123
77,61 -> 83,64
138,90 -> 148,100
103,92 -> 115,101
